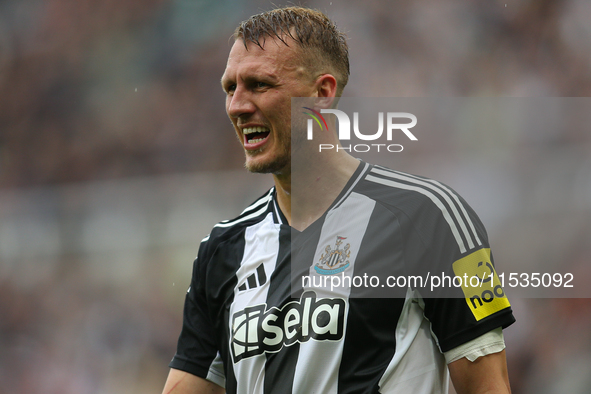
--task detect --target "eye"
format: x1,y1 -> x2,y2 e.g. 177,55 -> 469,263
256,81 -> 269,89
226,84 -> 236,93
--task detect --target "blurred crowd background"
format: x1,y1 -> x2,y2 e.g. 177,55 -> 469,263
1,0 -> 590,393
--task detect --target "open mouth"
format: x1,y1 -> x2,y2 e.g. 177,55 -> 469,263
243,126 -> 270,145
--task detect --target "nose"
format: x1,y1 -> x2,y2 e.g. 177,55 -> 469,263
227,86 -> 256,119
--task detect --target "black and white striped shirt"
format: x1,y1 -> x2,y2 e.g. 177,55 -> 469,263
170,161 -> 515,393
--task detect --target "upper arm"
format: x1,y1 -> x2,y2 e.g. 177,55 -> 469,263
448,350 -> 511,394
162,368 -> 225,394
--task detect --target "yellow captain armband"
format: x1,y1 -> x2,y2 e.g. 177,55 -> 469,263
452,248 -> 511,321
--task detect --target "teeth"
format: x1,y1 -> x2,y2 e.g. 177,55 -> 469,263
243,126 -> 269,135
249,138 -> 265,143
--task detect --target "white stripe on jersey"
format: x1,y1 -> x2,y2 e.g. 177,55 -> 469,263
378,288 -> 448,393
366,174 -> 468,253
229,212 -> 280,394
293,192 -> 376,394
374,166 -> 482,247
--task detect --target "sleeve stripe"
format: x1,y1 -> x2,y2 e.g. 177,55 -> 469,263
212,188 -> 274,230
376,166 -> 482,246
214,204 -> 270,229
417,176 -> 482,246
371,167 -> 482,250
237,188 -> 274,216
366,174 -> 468,253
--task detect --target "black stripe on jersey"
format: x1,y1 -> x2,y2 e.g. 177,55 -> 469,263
264,224 -> 298,394
339,299 -> 404,393
271,191 -> 287,225
367,167 -> 478,254
338,204 -> 406,392
206,228 -> 254,393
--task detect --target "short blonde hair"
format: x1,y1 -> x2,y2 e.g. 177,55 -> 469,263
234,6 -> 350,97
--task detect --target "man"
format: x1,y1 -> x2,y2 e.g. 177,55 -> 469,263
162,6 -> 515,394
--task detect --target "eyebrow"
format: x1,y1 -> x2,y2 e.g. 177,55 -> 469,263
221,70 -> 279,90
243,73 -> 279,84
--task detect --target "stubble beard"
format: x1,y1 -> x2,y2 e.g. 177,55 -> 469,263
241,112 -> 309,175
244,150 -> 290,174
243,135 -> 291,175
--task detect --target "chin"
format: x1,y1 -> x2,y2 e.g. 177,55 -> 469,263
244,155 -> 290,175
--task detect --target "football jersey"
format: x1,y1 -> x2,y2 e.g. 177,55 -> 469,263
169,161 -> 515,394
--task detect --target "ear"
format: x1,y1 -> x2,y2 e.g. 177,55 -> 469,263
314,74 -> 338,109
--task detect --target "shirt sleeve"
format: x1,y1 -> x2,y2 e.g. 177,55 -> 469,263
404,186 -> 516,353
169,240 -> 224,381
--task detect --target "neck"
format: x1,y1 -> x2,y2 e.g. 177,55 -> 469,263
273,151 -> 360,231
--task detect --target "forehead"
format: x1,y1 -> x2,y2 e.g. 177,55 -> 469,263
222,38 -> 304,81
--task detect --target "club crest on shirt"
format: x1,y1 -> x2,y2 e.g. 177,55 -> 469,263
315,236 -> 351,275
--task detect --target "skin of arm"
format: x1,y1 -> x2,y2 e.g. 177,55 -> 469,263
448,350 -> 511,394
162,369 -> 225,394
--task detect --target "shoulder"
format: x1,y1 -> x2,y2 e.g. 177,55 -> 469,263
358,164 -> 486,254
198,187 -> 276,254
358,164 -> 468,216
